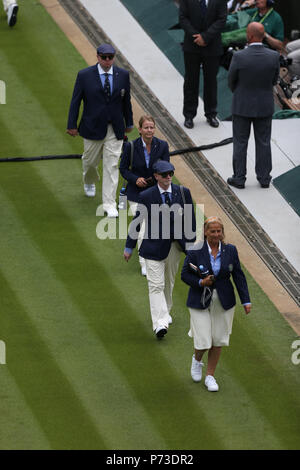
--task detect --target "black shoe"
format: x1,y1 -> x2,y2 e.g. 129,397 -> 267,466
155,327 -> 167,339
206,116 -> 219,128
227,177 -> 245,189
184,117 -> 194,129
260,183 -> 270,188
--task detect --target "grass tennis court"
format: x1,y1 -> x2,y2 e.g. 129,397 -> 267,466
0,0 -> 299,450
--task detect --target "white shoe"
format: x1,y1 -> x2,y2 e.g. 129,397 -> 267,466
167,315 -> 173,325
191,355 -> 204,382
84,184 -> 96,197
205,375 -> 219,392
105,207 -> 119,218
7,3 -> 18,27
141,266 -> 147,276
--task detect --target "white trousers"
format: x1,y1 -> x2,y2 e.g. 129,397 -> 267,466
3,0 -> 17,11
145,242 -> 182,331
128,200 -> 146,270
188,290 -> 235,350
82,125 -> 123,210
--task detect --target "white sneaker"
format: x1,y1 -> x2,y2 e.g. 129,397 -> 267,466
105,207 -> 119,218
191,355 -> 204,382
7,3 -> 18,27
84,184 -> 96,197
205,375 -> 219,392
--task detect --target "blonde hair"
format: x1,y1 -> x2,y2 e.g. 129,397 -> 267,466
138,115 -> 156,129
204,216 -> 225,241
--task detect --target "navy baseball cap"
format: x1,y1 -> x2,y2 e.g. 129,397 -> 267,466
97,44 -> 116,55
153,160 -> 175,174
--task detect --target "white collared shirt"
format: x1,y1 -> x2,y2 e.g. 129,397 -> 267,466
97,64 -> 113,92
157,184 -> 172,195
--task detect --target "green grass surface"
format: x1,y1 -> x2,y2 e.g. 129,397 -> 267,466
0,0 -> 300,450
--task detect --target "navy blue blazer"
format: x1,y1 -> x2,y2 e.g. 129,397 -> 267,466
181,241 -> 250,310
67,64 -> 133,140
119,137 -> 170,202
125,183 -> 196,260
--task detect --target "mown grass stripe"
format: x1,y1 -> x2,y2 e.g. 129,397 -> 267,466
0,161 -> 224,450
0,271 -> 107,450
34,158 -> 300,450
0,0 -> 84,158
0,188 -> 168,450
33,155 -> 300,450
0,369 -> 51,449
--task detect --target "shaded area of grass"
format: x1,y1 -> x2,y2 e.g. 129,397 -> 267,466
0,0 -> 299,450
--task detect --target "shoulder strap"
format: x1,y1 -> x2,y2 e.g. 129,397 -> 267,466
129,141 -> 134,170
121,140 -> 134,191
180,185 -> 186,205
251,7 -> 273,24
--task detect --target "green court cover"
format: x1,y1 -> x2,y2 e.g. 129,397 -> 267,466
273,165 -> 300,217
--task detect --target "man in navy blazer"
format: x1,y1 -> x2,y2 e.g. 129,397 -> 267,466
119,115 -> 170,276
124,161 -> 196,339
227,22 -> 280,189
67,44 -> 133,215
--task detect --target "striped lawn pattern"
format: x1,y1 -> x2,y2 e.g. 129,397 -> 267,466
0,0 -> 299,449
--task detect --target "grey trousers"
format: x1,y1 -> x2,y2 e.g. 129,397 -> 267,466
232,114 -> 272,185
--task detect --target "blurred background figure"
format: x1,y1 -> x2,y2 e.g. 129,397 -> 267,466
286,38 -> 300,78
227,0 -> 255,13
3,0 -> 18,27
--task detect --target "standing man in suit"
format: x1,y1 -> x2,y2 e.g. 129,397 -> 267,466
227,22 -> 280,189
123,161 -> 196,339
67,44 -> 133,217
179,0 -> 228,129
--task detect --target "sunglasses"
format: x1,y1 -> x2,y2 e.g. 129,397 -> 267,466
159,171 -> 174,178
99,54 -> 115,60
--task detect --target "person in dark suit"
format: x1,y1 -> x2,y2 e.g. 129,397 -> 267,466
67,43 -> 133,216
181,216 -> 251,391
124,161 -> 196,339
179,0 -> 228,129
227,22 -> 280,189
119,115 -> 170,204
119,115 -> 170,275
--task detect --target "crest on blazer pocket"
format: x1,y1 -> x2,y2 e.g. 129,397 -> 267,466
120,89 -> 125,97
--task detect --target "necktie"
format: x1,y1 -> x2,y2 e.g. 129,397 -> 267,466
163,192 -> 171,206
199,0 -> 207,16
103,73 -> 111,101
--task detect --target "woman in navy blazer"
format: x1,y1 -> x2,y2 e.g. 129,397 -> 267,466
181,216 -> 251,391
120,115 -> 169,275
119,115 -> 170,203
